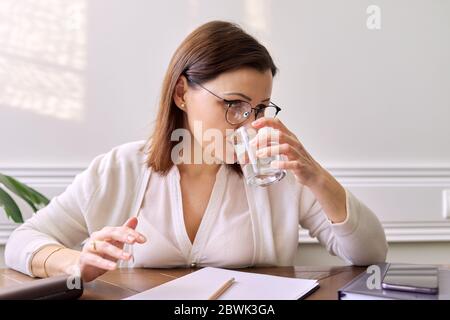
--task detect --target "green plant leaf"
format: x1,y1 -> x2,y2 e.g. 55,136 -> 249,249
0,186 -> 24,223
0,173 -> 49,213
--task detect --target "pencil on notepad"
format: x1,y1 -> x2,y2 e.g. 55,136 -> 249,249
208,277 -> 235,300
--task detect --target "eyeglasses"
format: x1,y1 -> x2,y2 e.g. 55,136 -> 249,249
185,76 -> 281,125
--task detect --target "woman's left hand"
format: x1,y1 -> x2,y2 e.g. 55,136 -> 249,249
250,117 -> 324,187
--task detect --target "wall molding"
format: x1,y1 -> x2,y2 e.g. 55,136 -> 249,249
299,221 -> 450,244
1,165 -> 450,245
0,223 -> 17,246
0,166 -> 83,182
327,166 -> 450,186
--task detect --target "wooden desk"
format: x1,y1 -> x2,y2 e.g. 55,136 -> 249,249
0,266 -> 365,300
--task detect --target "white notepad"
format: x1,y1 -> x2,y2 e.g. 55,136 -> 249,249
125,267 -> 319,300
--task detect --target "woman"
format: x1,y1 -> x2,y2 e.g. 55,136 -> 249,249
5,21 -> 387,282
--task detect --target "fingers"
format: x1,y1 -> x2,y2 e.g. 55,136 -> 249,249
249,127 -> 280,149
124,217 -> 138,230
79,219 -> 145,281
250,127 -> 300,150
251,117 -> 291,134
79,251 -> 117,271
256,143 -> 300,159
88,239 -> 132,261
91,226 -> 146,245
270,159 -> 302,170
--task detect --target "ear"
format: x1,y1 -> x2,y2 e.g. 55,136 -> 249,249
173,75 -> 189,111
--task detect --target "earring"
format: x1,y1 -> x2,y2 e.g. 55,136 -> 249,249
181,103 -> 185,109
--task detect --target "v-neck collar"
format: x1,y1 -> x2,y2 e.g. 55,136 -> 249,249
171,164 -> 228,264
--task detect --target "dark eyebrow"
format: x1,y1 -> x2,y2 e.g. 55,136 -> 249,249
224,92 -> 252,101
224,92 -> 271,103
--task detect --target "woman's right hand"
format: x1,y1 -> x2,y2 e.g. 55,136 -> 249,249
79,217 -> 146,282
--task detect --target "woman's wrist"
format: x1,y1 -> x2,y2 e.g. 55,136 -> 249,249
307,168 -> 348,224
31,245 -> 63,278
31,245 -> 81,278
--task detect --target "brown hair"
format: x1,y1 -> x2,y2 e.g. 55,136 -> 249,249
142,20 -> 277,175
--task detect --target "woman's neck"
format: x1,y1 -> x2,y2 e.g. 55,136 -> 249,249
177,163 -> 221,178
176,124 -> 222,177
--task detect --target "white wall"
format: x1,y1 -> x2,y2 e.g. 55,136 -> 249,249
1,0 -> 450,267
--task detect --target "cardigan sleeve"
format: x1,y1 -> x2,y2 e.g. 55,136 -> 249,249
298,186 -> 388,266
4,153 -> 106,276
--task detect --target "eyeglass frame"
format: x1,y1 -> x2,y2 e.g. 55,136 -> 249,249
184,75 -> 282,125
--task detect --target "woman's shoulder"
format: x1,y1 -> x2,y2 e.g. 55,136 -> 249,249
80,140 -> 149,189
106,140 -> 147,162
93,140 -> 147,171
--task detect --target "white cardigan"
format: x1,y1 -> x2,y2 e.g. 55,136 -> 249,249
5,140 -> 388,276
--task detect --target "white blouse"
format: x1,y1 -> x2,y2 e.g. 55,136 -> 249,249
132,164 -> 254,268
4,141 -> 388,276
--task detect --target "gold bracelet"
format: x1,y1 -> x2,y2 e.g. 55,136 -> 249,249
43,247 -> 65,278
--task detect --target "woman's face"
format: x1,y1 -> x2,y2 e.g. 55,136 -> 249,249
174,67 -> 273,164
